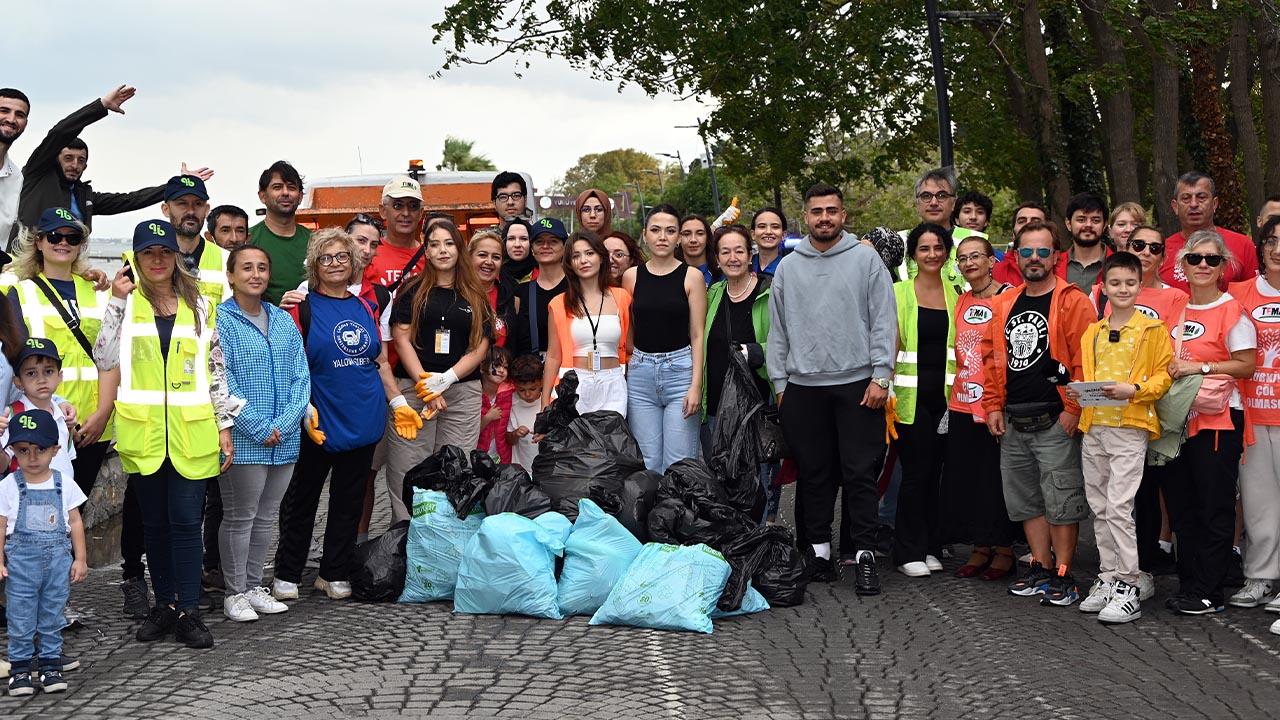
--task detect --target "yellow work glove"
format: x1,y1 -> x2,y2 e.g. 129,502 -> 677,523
884,396 -> 900,444
390,396 -> 422,440
416,369 -> 458,403
305,404 -> 326,446
711,197 -> 741,230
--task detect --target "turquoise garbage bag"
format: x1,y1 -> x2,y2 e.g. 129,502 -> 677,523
399,490 -> 484,603
536,510 -> 573,547
589,543 -> 731,634
711,582 -> 770,618
454,512 -> 568,619
557,499 -> 643,616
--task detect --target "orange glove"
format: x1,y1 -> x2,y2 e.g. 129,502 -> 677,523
884,396 -> 900,444
390,397 -> 422,440
416,369 -> 458,403
305,404 -> 326,446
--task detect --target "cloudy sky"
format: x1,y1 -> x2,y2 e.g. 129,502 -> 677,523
9,2 -> 709,238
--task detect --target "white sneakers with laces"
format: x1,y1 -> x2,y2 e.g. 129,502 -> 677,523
1229,579 -> 1274,608
1080,579 -> 1114,613
246,587 -> 289,614
924,555 -> 943,572
223,593 -> 259,623
271,579 -> 299,601
314,577 -> 352,599
1098,581 -> 1142,624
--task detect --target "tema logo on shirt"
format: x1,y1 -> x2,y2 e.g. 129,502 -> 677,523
333,319 -> 371,357
1252,304 -> 1280,323
1180,321 -> 1206,341
1136,305 -> 1158,319
1006,310 -> 1048,371
963,305 -> 993,325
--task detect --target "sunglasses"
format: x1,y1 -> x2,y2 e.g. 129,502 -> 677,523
44,231 -> 84,246
1017,247 -> 1052,259
1127,239 -> 1164,254
1185,253 -> 1224,267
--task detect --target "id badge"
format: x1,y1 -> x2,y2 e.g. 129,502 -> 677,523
589,351 -> 602,372
435,329 -> 451,354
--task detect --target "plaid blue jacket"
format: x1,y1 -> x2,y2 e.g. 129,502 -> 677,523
216,298 -> 310,465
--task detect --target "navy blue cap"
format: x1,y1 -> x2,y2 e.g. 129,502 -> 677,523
16,337 -> 61,370
36,207 -> 81,234
531,216 -> 567,241
163,174 -> 209,202
7,409 -> 58,449
133,220 -> 180,254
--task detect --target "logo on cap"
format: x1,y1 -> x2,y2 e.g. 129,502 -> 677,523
401,181 -> 414,189
18,415 -> 36,430
25,338 -> 45,349
55,208 -> 74,221
148,222 -> 167,236
540,219 -> 553,228
181,177 -> 195,187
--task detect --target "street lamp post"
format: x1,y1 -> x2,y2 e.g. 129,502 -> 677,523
658,151 -> 686,181
677,119 -> 721,215
626,182 -> 646,226
642,168 -> 665,194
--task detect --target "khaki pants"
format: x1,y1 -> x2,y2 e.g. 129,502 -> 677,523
1240,424 -> 1280,581
1081,425 -> 1147,584
383,378 -> 483,522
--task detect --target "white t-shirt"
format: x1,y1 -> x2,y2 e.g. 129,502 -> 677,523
0,470 -> 87,536
507,396 -> 541,473
1,395 -> 77,484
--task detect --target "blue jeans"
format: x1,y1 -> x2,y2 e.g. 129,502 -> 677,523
5,533 -> 72,670
628,347 -> 701,473
133,460 -> 209,613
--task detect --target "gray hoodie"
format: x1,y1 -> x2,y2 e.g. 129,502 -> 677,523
767,231 -> 897,394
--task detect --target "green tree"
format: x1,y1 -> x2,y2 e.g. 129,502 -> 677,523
437,135 -> 497,171
553,149 -> 663,197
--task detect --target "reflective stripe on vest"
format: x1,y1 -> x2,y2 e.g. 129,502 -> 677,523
892,280 -> 959,426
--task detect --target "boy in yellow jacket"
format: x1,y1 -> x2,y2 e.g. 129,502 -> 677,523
1068,252 -> 1173,624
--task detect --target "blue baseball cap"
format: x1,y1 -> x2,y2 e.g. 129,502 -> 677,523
37,207 -> 81,234
15,337 -> 61,370
163,174 -> 209,202
7,409 -> 58,449
133,219 -> 180,254
531,217 -> 567,241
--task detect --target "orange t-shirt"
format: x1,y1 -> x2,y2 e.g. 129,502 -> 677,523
1090,283 -> 1188,332
1230,277 -> 1280,426
1176,296 -> 1250,437
949,291 -> 999,421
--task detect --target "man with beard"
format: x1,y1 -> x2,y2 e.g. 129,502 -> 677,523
982,220 -> 1094,607
1059,192 -> 1112,292
205,205 -> 249,250
0,88 -> 29,246
993,202 -> 1052,286
157,174 -> 230,308
769,183 -> 896,594
1160,171 -> 1259,292
250,160 -> 309,302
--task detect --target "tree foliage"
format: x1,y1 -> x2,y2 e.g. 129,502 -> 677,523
437,135 -> 497,172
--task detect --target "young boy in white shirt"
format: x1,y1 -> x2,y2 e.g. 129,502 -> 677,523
506,354 -> 544,474
2,338 -> 76,481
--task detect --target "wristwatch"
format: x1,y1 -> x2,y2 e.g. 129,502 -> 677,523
1201,363 -> 1212,375
871,377 -> 890,389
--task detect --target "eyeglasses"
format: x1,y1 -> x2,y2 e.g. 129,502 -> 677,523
956,252 -> 991,265
318,252 -> 352,266
496,192 -> 525,203
44,231 -> 84,246
609,251 -> 630,260
1185,253 -> 1224,267
1126,239 -> 1164,254
389,200 -> 422,213
582,205 -> 606,216
916,191 -> 953,203
1017,247 -> 1052,259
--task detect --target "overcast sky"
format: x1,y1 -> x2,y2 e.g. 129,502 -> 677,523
9,2 -> 709,238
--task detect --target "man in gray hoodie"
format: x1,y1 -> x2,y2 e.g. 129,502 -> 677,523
768,182 -> 897,594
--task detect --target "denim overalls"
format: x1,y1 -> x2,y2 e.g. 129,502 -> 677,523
5,470 -> 72,671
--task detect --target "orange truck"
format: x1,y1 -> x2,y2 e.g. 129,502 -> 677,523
291,160 -> 534,235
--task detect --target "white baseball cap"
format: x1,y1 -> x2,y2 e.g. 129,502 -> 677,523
382,176 -> 422,200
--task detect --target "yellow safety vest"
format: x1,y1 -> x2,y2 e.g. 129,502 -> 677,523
113,292 -> 220,479
15,275 -> 113,440
124,240 -> 230,311
892,279 -> 960,426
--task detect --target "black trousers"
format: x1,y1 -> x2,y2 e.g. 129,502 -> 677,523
782,380 -> 886,552
70,439 -> 111,498
1135,462 -> 1166,571
202,474 -> 223,571
1160,411 -> 1243,602
893,397 -> 947,564
942,410 -> 1018,548
121,475 -> 147,581
273,436 -> 377,584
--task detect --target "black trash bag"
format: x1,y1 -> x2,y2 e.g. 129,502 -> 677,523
647,459 -> 756,549
618,470 -> 663,543
402,445 -> 492,520
533,371 -> 580,438
470,450 -> 498,482
531,410 -> 643,521
647,497 -> 721,546
659,458 -> 729,505
483,464 -> 552,518
349,520 -> 410,602
708,348 -> 767,521
718,525 -> 808,611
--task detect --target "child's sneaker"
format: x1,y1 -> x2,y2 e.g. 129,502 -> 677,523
1080,579 -> 1114,613
1040,569 -> 1080,607
1008,561 -> 1053,597
38,669 -> 67,694
1098,580 -> 1142,624
7,672 -> 34,697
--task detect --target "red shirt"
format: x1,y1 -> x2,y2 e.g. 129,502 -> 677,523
364,241 -> 425,288
488,285 -> 508,348
1159,226 -> 1259,292
1176,296 -> 1250,437
477,383 -> 514,463
949,291 -> 1000,421
1230,277 -> 1280,426
1089,283 -> 1188,332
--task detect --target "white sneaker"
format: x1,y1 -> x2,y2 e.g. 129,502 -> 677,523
924,555 -> 943,572
1229,579 -> 1274,608
271,578 -> 299,600
314,577 -> 352,599
1098,581 -> 1142,624
1271,618 -> 1280,636
0,658 -> 9,680
897,562 -> 930,578
1080,579 -> 1114,613
1267,591 -> 1280,614
1136,571 -> 1155,601
246,587 -> 289,615
223,593 -> 259,623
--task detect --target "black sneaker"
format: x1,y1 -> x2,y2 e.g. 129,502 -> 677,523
174,612 -> 214,649
136,606 -> 178,642
33,654 -> 79,672
1039,570 -> 1081,607
1169,595 -> 1225,615
1008,561 -> 1053,597
201,567 -> 225,592
806,555 -> 839,583
873,525 -> 894,559
121,577 -> 151,620
854,551 -> 881,596
38,669 -> 67,694
7,672 -> 34,696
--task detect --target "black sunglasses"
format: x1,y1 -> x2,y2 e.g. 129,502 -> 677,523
1185,253 -> 1224,267
347,213 -> 383,232
1127,239 -> 1164,254
44,231 -> 84,246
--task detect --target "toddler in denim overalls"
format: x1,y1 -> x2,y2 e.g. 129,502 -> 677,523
1,409 -> 88,697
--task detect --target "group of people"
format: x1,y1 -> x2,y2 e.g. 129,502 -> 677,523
1,83 -> 1280,698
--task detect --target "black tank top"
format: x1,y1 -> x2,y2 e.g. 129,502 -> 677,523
632,263 -> 691,353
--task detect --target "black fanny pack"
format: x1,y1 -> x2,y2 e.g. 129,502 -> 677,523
1004,401 -> 1063,433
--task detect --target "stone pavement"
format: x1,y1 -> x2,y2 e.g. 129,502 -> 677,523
5,483 -> 1280,720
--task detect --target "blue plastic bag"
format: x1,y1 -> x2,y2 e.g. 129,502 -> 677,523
711,582 -> 770,618
399,490 -> 484,603
589,543 -> 731,634
557,499 -> 643,617
535,510 -> 573,547
454,512 -> 567,619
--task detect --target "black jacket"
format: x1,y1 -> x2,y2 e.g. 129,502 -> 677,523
15,98 -> 165,239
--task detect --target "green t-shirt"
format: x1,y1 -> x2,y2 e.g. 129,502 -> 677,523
250,221 -> 311,303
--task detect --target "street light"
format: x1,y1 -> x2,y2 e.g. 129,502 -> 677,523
676,119 -> 721,214
927,2 -> 1004,169
657,151 -> 686,181
642,168 -> 665,194
625,182 -> 646,224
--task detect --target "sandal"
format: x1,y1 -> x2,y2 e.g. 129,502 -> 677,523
954,547 -> 992,578
980,547 -> 1017,581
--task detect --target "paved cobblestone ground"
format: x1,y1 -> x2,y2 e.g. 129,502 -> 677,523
5,482 -> 1280,719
